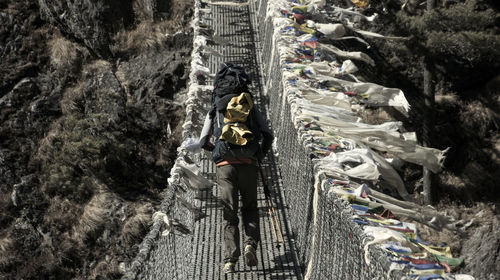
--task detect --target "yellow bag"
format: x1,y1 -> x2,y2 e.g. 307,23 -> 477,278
224,92 -> 253,123
220,92 -> 255,146
351,0 -> 369,8
220,123 -> 253,145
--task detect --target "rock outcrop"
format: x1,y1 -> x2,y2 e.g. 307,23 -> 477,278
38,0 -> 134,57
37,0 -> 179,58
1,0 -> 193,278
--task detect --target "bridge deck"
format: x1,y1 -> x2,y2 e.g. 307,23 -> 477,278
190,2 -> 302,279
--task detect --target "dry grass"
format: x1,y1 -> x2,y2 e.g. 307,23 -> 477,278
132,0 -> 155,22
112,0 -> 192,55
0,193 -> 13,270
122,203 -> 152,245
0,234 -> 13,253
82,60 -> 112,76
60,82 -> 85,115
0,189 -> 12,220
49,37 -> 77,68
460,100 -> 497,137
36,118 -> 64,164
60,59 -> 110,115
493,136 -> 500,162
114,68 -> 130,96
438,171 -> 471,202
435,93 -> 459,104
44,196 -> 82,234
72,191 -> 113,244
48,35 -> 89,72
90,258 -> 122,280
164,5 -> 191,31
440,171 -> 467,189
122,212 -> 150,245
111,21 -> 171,54
166,0 -> 193,22
0,231 -> 14,270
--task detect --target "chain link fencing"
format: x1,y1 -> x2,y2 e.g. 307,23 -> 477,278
255,0 -> 404,279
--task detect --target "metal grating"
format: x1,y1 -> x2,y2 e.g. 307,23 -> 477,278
190,1 -> 302,279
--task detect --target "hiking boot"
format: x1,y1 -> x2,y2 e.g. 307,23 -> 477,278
244,245 -> 257,267
223,262 -> 235,273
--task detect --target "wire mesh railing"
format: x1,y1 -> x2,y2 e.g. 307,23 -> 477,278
255,0 -> 405,279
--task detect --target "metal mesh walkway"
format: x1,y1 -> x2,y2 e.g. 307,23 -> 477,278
190,2 -> 302,279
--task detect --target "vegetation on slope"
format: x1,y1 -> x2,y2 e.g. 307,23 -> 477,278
0,0 -> 193,279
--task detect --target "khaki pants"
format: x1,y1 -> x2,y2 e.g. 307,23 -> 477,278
216,164 -> 260,263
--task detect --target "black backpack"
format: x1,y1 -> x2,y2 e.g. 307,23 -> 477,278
209,63 -> 262,163
210,63 -> 250,117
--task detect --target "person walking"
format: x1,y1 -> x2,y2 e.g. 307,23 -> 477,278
201,63 -> 274,273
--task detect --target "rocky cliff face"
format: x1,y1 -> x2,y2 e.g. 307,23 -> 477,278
38,0 -> 132,57
0,0 -> 193,278
37,0 -> 174,58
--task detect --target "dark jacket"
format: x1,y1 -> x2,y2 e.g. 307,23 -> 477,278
200,107 -> 274,164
